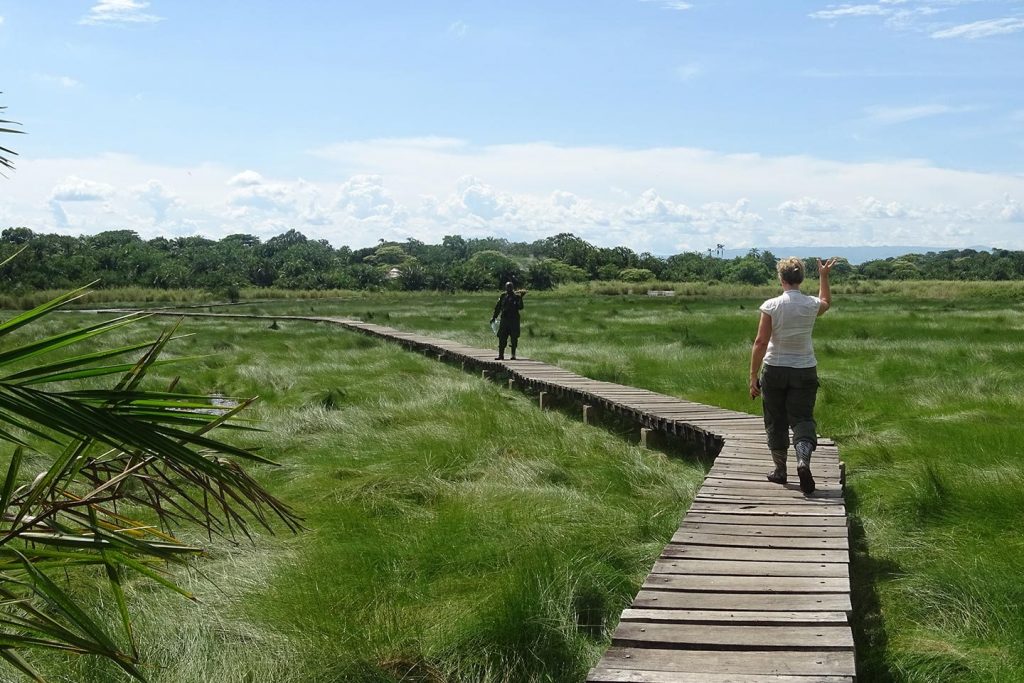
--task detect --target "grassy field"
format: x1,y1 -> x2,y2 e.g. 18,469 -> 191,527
10,279 -> 1024,681
16,308 -> 703,683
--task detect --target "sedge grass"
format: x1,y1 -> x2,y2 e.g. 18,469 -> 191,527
12,314 -> 701,682
8,279 -> 1024,681
206,281 -> 1024,682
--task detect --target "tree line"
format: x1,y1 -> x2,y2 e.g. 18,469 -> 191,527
2,226 -> 1023,295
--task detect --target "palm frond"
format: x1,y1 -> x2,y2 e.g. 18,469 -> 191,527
0,283 -> 303,680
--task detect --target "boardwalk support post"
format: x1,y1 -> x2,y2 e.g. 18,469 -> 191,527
582,404 -> 592,425
640,427 -> 651,448
481,370 -> 489,380
508,378 -> 515,390
539,391 -> 547,410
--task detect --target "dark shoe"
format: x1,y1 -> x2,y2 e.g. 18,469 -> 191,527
510,355 -> 517,360
495,356 -> 504,360
767,469 -> 787,485
797,464 -> 815,495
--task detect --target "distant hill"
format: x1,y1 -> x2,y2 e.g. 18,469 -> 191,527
720,246 -> 990,266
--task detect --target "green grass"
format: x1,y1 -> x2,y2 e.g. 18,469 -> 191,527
16,314 -> 701,682
226,282 -> 1024,681
11,280 -> 1024,682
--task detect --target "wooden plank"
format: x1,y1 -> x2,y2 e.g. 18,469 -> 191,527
683,513 -> 847,527
593,647 -> 856,676
620,608 -> 850,624
694,496 -> 845,507
699,484 -> 844,498
632,590 -> 852,612
688,503 -> 847,516
678,522 -> 848,538
670,532 -> 848,550
661,544 -> 848,563
612,622 -> 854,649
708,470 -> 842,484
643,574 -> 850,593
651,558 -> 848,578
588,669 -> 853,682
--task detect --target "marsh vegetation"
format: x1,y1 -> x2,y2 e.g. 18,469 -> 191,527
10,279 -> 1024,681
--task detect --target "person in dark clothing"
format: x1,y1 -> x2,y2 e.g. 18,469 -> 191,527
490,282 -> 525,360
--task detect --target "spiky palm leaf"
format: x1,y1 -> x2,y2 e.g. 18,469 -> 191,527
0,275 -> 301,681
0,94 -> 24,175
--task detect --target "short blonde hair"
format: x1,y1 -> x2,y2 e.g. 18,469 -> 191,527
777,257 -> 804,285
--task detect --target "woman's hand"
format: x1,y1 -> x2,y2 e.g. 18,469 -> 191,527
817,257 -> 838,276
749,376 -> 761,400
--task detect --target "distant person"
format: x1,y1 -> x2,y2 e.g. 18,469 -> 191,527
748,257 -> 836,494
490,281 -> 525,360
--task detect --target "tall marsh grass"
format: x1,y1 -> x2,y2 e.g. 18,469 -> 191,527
27,314 -> 701,682
20,280 -> 1024,681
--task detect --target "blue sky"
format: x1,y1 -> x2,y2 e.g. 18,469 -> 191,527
2,0 -> 1023,252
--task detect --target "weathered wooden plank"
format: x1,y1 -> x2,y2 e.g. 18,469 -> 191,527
612,622 -> 854,649
700,484 -> 844,498
661,544 -> 848,563
588,669 -> 853,683
632,589 -> 853,612
670,532 -> 848,550
688,503 -> 846,516
678,522 -> 848,538
651,558 -> 848,578
593,647 -> 856,676
619,608 -> 850,624
643,574 -> 850,593
683,513 -> 847,527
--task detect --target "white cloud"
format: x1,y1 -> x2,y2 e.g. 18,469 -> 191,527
228,170 -> 264,187
778,197 -> 835,217
859,196 -> 913,218
863,103 -> 977,124
7,142 -> 1024,251
80,0 -> 163,26
447,20 -> 467,38
228,181 -> 297,213
675,63 -> 702,81
133,179 -> 179,223
1000,196 -> 1024,222
335,174 -> 398,219
931,17 -> 1024,39
811,4 -> 891,20
640,0 -> 693,10
50,176 -> 114,202
35,74 -> 82,89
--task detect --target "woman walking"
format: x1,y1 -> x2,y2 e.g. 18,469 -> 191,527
749,257 -> 836,494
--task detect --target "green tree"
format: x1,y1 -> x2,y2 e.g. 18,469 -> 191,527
619,267 -> 656,282
727,256 -> 772,285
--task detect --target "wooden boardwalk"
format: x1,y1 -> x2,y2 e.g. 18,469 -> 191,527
119,311 -> 856,682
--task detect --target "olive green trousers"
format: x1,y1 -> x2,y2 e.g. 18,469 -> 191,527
760,364 -> 818,452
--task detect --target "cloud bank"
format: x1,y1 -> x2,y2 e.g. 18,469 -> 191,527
6,139 -> 1024,253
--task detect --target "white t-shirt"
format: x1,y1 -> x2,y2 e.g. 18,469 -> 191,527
759,289 -> 821,368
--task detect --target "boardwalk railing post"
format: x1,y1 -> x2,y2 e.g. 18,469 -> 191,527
539,391 -> 547,410
582,404 -> 592,425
